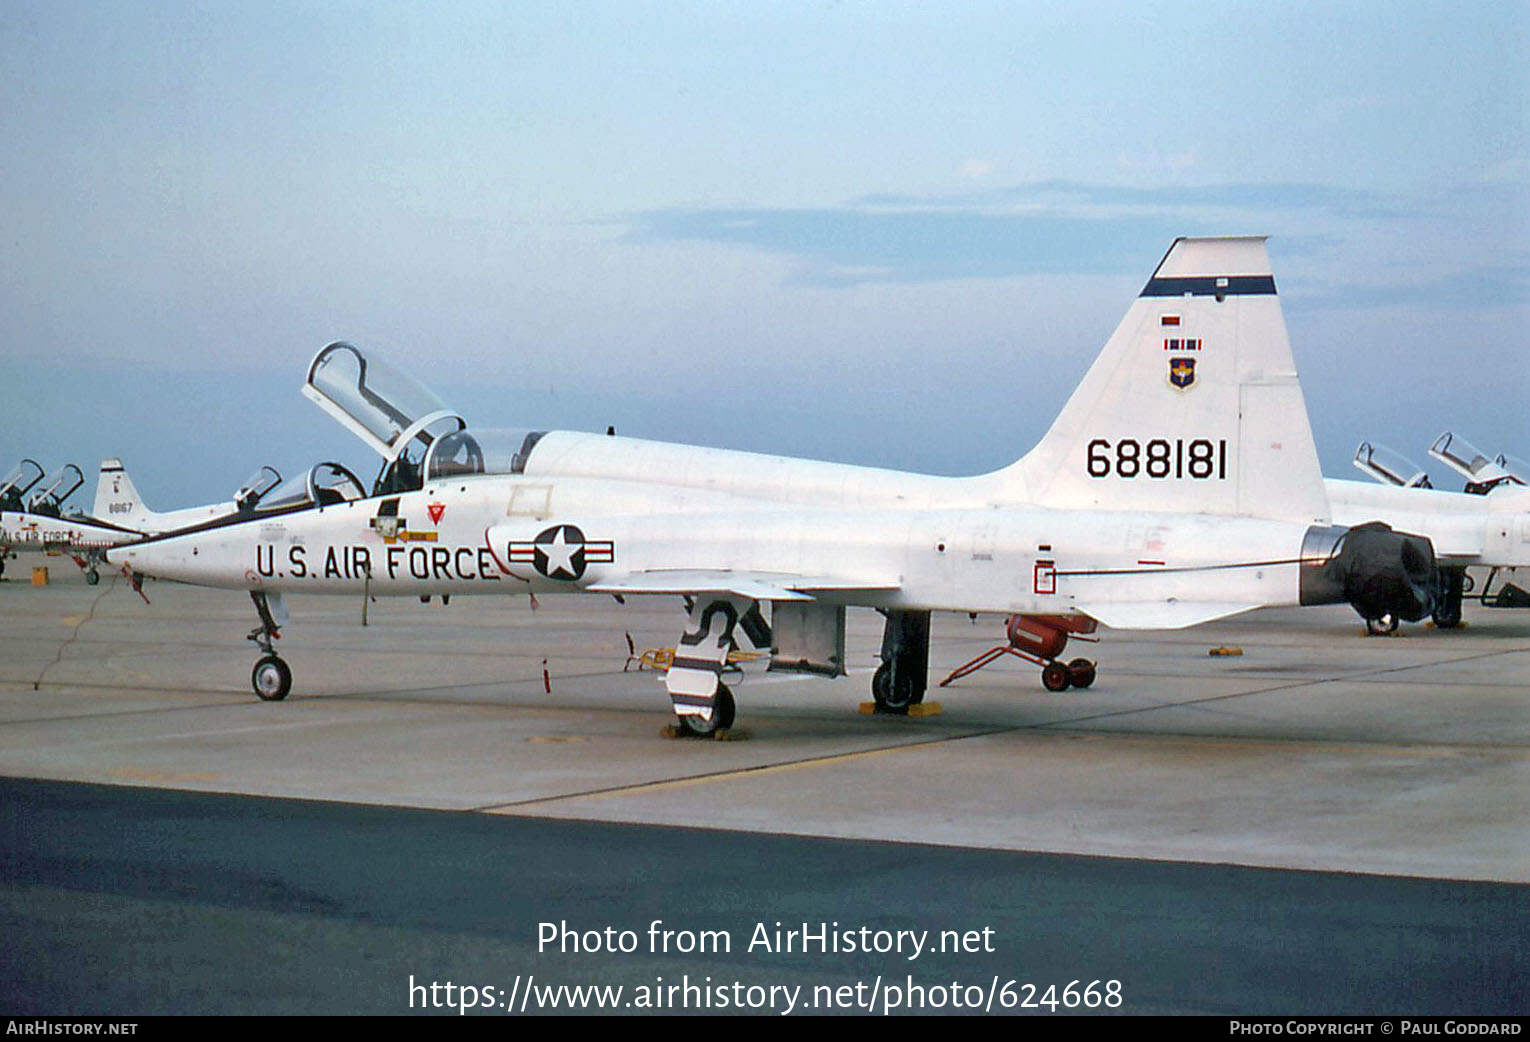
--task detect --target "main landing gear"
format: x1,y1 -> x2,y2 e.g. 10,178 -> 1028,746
68,549 -> 104,585
663,596 -> 758,738
1430,567 -> 1466,629
675,683 -> 736,737
939,614 -> 1099,692
872,609 -> 930,713
247,591 -> 291,701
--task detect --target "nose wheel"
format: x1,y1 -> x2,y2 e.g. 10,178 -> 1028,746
252,654 -> 292,701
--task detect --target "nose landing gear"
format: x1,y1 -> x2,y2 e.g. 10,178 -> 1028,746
247,591 -> 291,701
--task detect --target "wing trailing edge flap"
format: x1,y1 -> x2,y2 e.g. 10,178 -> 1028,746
1076,601 -> 1260,630
587,569 -> 899,603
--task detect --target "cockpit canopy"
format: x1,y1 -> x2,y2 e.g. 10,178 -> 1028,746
423,429 -> 547,482
234,466 -> 283,512
303,342 -> 466,464
256,462 -> 366,514
0,459 -> 44,511
301,341 -> 552,495
1495,453 -> 1529,486
1430,432 -> 1519,491
1353,442 -> 1431,489
303,341 -> 472,495
29,465 -> 83,517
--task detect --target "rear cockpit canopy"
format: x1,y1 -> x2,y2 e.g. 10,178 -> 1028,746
1430,432 -> 1521,492
423,429 -> 546,482
28,465 -> 83,517
302,342 -> 466,494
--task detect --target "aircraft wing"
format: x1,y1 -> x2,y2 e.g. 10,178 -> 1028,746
1075,601 -> 1261,630
587,569 -> 899,602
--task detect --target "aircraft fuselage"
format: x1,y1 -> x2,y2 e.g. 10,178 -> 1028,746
112,469 -> 1315,621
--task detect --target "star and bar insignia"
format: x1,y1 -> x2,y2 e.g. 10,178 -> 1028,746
507,524 -> 614,581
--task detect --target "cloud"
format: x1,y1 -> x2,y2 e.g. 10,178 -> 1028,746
957,158 -> 995,179
625,180 -> 1410,287
627,206 -> 1188,286
1287,262 -> 1530,313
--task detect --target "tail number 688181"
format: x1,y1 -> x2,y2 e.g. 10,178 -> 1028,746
1086,438 -> 1227,480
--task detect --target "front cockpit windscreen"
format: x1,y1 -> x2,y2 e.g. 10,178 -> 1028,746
234,466 -> 282,512
1495,453 -> 1530,486
303,342 -> 466,462
423,429 -> 547,482
257,463 -> 367,514
0,459 -> 44,511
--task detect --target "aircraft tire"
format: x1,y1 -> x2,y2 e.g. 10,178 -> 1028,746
85,568 -> 100,586
1041,661 -> 1072,692
252,655 -> 292,701
679,683 -> 734,736
1431,606 -> 1462,629
1365,614 -> 1399,636
1067,658 -> 1096,688
871,663 -> 920,712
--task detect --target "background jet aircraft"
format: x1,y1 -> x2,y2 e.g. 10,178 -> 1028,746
0,461 -> 141,583
0,458 -> 283,584
92,458 -> 283,533
110,237 -> 1439,733
1326,434 -> 1530,629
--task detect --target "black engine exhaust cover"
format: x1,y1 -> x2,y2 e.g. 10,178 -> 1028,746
1299,522 -> 1437,623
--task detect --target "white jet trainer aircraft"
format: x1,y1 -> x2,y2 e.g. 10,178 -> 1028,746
91,458 -> 284,534
1327,435 -> 1530,630
0,458 -> 283,584
110,237 -> 1439,734
0,461 -> 141,584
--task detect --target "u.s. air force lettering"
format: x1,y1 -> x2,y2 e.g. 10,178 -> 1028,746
255,543 -> 504,582
507,524 -> 615,581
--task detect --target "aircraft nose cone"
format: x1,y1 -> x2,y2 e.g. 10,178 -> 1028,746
105,540 -> 151,573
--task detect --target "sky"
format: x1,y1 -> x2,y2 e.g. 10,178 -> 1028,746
1,0 -> 1526,508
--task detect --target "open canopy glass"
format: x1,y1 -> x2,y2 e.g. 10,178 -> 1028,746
302,342 -> 466,463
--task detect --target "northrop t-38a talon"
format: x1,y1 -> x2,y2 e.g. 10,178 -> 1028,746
109,236 -> 1442,734
0,460 -> 144,584
1328,434 -> 1530,631
0,457 -> 282,584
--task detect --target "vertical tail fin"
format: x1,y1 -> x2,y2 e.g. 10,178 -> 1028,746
93,458 -> 150,525
1004,236 -> 1329,523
